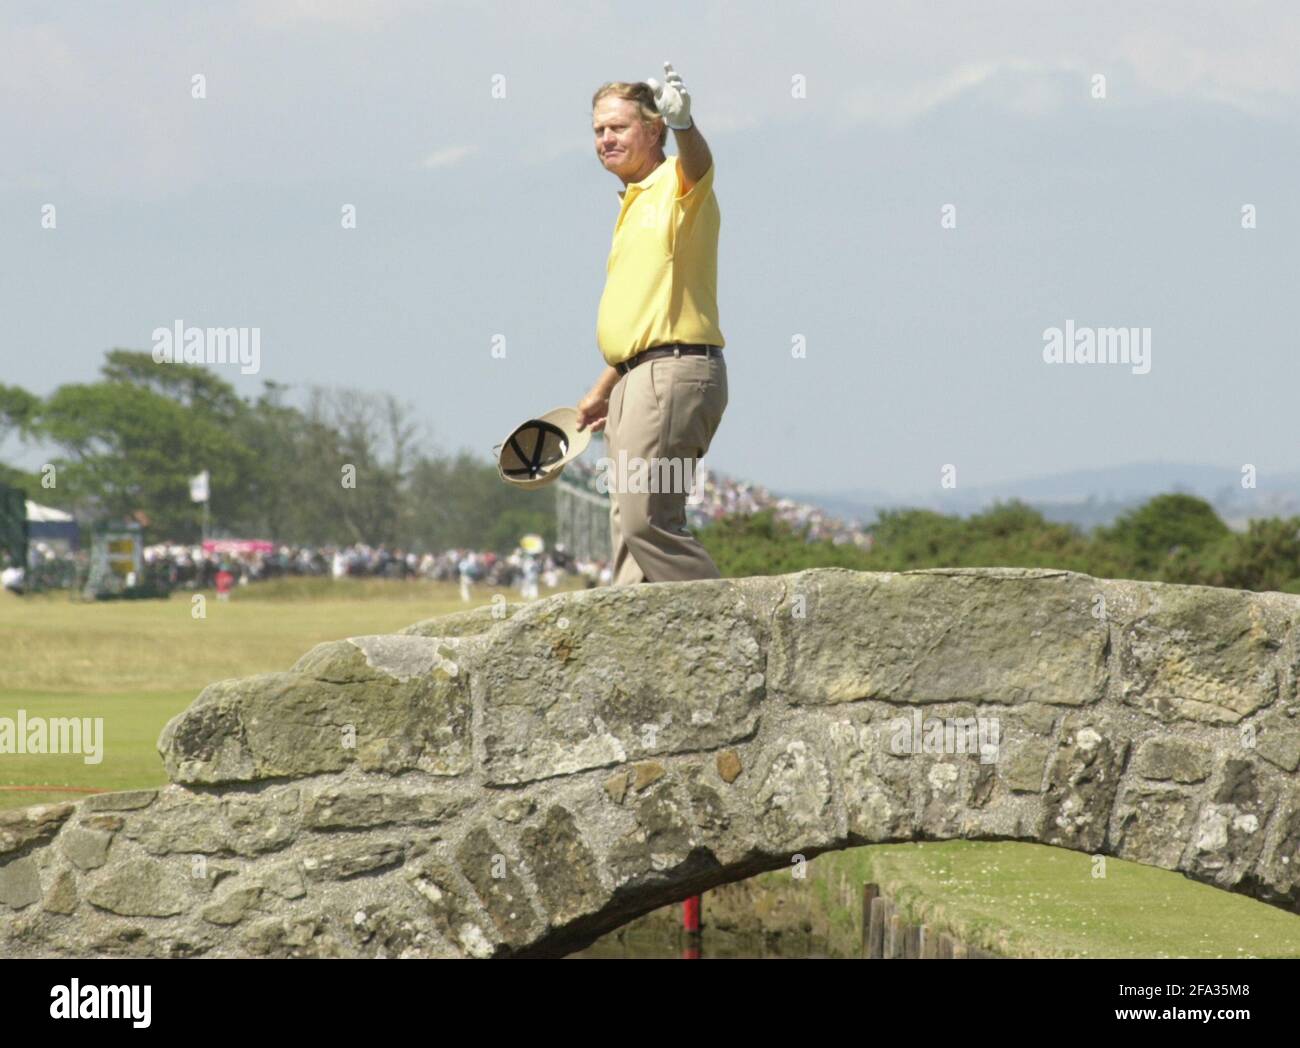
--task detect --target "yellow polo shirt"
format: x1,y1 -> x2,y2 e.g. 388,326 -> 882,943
596,154 -> 725,366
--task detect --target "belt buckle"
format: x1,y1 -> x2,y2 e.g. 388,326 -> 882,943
673,345 -> 681,358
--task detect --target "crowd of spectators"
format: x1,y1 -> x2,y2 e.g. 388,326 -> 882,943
2,463 -> 865,597
5,541 -> 78,593
562,457 -> 873,547
133,542 -> 613,596
2,540 -> 616,597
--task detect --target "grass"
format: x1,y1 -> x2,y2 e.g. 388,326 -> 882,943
0,690 -> 194,809
0,578 -> 569,694
0,578 -> 555,810
782,841 -> 1300,958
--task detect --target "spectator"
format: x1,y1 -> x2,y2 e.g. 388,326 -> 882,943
215,563 -> 234,602
458,551 -> 477,603
1,562 -> 25,595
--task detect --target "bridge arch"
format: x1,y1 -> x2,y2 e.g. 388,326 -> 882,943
2,568 -> 1298,957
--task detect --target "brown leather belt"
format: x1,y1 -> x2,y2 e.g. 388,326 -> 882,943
614,342 -> 723,376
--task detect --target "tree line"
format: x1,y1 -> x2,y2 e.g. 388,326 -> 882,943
0,350 -> 554,552
5,350 -> 1298,592
700,495 -> 1300,594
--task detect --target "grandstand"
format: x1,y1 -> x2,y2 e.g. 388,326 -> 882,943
555,474 -> 612,563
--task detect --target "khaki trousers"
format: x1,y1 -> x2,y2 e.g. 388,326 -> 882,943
603,351 -> 728,585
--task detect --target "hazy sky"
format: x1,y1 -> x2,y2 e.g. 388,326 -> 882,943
3,0 -> 1298,499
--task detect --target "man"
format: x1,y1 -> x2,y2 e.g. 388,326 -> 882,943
1,560 -> 24,596
521,553 -> 540,601
457,550 -> 475,603
576,62 -> 728,587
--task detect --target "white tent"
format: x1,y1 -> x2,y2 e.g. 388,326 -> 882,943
26,501 -> 75,523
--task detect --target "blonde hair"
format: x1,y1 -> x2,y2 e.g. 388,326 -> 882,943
591,81 -> 667,149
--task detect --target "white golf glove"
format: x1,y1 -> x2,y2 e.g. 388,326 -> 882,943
646,61 -> 693,131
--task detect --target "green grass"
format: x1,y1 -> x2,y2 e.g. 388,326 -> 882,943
788,841 -> 1300,958
0,690 -> 193,810
0,579 -> 560,694
0,580 -> 549,810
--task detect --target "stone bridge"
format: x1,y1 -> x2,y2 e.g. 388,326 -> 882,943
2,568 -> 1299,957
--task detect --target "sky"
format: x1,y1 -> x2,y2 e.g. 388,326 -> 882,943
2,0 -> 1298,501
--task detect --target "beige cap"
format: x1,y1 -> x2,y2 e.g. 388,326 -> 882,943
495,406 -> 592,490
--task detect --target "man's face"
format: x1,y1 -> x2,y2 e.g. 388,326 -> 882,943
593,96 -> 660,180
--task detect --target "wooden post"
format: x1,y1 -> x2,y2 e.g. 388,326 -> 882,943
888,913 -> 905,958
921,924 -> 939,958
867,897 -> 887,959
861,883 -> 879,958
904,925 -> 925,962
937,933 -> 954,959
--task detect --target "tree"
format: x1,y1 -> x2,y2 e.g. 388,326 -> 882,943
485,507 -> 555,553
1096,493 -> 1230,575
0,384 -> 40,443
100,349 -> 246,420
30,355 -> 263,538
34,382 -> 255,537
297,387 -> 425,547
406,451 -> 556,551
698,508 -> 872,577
1185,517 -> 1300,593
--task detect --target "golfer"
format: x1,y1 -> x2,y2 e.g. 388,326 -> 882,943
575,62 -> 728,586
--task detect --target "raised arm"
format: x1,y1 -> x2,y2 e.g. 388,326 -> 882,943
673,121 -> 712,195
647,61 -> 712,193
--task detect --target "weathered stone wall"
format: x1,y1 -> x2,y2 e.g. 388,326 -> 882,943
2,567 -> 1299,958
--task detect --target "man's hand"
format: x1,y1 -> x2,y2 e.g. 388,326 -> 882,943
576,387 -> 609,433
646,61 -> 692,131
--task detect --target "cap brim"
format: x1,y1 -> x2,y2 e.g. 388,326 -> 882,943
495,406 -> 593,488
535,406 -> 592,466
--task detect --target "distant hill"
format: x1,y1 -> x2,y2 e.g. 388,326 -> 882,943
784,462 -> 1300,533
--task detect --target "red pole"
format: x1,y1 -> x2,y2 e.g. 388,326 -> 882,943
682,892 -> 702,958
683,894 -> 701,933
